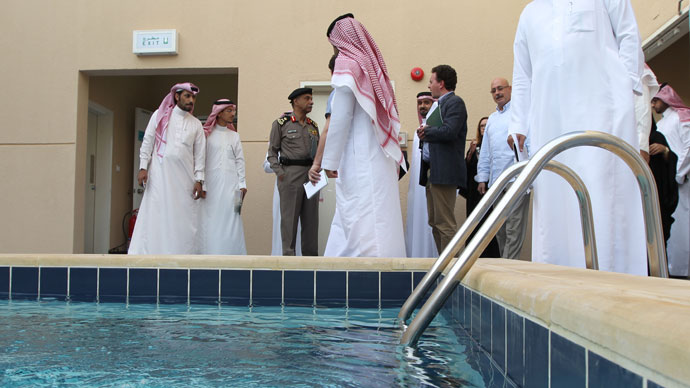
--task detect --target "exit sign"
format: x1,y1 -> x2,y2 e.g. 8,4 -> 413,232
133,29 -> 178,56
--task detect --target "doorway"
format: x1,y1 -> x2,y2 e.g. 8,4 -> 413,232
84,102 -> 113,253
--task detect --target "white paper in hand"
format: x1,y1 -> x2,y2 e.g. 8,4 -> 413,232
304,170 -> 328,199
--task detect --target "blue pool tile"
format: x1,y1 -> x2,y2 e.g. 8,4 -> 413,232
551,332 -> 585,388
506,310 -> 524,386
450,286 -> 460,322
473,345 -> 513,388
252,270 -> 282,306
381,272 -> 411,307
221,270 -> 250,306
349,271 -> 378,308
491,303 -> 506,371
69,268 -> 97,302
159,269 -> 188,304
11,267 -> 38,300
0,267 -> 9,299
470,290 -> 480,341
284,270 -> 314,306
40,267 -> 68,301
190,269 -> 219,304
99,268 -> 127,303
412,272 -> 431,304
456,286 -> 465,326
647,381 -> 665,388
315,271 -> 346,308
480,296 -> 492,352
463,285 -> 471,328
413,272 -> 425,288
524,319 -> 548,388
129,268 -> 157,304
588,351 -> 642,388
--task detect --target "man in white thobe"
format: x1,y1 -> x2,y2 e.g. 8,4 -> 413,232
476,78 -> 529,260
129,82 -> 206,254
508,0 -> 646,275
405,92 -> 438,258
200,99 -> 247,255
321,14 -> 406,257
652,84 -> 690,277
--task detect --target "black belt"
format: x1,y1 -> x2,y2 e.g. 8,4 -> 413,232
280,156 -> 313,166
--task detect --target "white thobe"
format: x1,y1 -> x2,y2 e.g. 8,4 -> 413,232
129,106 -> 206,254
262,155 -> 301,256
405,124 -> 438,257
405,125 -> 437,258
200,125 -> 247,255
657,108 -> 690,276
322,84 -> 406,258
509,0 -> 646,275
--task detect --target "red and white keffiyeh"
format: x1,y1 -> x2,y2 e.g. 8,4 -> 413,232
203,99 -> 236,137
154,82 -> 199,160
328,17 -> 404,168
654,84 -> 690,123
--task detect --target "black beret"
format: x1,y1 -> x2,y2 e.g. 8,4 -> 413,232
327,13 -> 354,37
288,87 -> 312,101
417,91 -> 432,99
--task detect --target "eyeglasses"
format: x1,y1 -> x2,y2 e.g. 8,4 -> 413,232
490,85 -> 509,94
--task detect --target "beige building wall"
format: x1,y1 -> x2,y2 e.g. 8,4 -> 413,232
0,0 -> 685,254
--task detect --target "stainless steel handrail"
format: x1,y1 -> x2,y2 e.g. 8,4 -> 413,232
400,131 -> 668,347
397,159 -> 598,324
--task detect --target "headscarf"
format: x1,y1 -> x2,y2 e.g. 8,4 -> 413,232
328,16 -> 404,168
154,82 -> 199,160
416,92 -> 436,125
203,99 -> 236,136
654,84 -> 690,123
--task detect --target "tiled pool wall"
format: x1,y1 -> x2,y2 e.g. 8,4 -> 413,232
0,266 -> 425,308
441,283 -> 671,388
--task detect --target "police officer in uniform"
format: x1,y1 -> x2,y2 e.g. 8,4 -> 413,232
267,88 -> 320,256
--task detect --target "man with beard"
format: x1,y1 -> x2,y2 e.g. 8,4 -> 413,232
267,88 -> 320,256
476,78 -> 529,259
405,92 -> 437,257
129,82 -> 206,254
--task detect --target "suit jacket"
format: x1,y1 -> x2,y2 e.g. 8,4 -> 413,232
419,91 -> 468,188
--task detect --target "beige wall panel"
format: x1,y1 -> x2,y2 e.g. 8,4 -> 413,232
0,145 -> 75,253
0,2 -> 81,144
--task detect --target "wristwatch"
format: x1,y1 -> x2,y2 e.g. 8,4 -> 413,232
196,180 -> 204,185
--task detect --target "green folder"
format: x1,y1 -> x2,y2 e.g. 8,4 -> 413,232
426,105 -> 443,127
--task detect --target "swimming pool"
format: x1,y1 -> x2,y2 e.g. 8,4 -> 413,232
0,300 -> 509,387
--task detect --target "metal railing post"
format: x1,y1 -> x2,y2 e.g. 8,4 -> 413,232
398,160 -> 598,323
400,131 -> 668,347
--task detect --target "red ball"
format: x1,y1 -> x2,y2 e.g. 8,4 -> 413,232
410,67 -> 424,81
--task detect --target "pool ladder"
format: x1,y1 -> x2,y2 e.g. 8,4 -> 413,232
399,131 -> 669,347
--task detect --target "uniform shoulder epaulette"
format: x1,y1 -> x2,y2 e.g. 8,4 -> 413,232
277,113 -> 291,126
306,118 -> 318,129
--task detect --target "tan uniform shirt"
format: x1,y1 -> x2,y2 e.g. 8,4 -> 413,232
267,114 -> 319,176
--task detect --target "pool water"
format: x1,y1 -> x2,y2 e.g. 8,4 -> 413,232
0,300 -> 498,387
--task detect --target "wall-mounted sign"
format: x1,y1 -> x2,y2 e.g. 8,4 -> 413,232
132,29 -> 178,56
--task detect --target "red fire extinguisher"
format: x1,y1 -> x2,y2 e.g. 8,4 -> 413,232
128,209 -> 139,241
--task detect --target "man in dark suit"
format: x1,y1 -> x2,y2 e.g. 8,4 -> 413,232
417,64 -> 468,254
